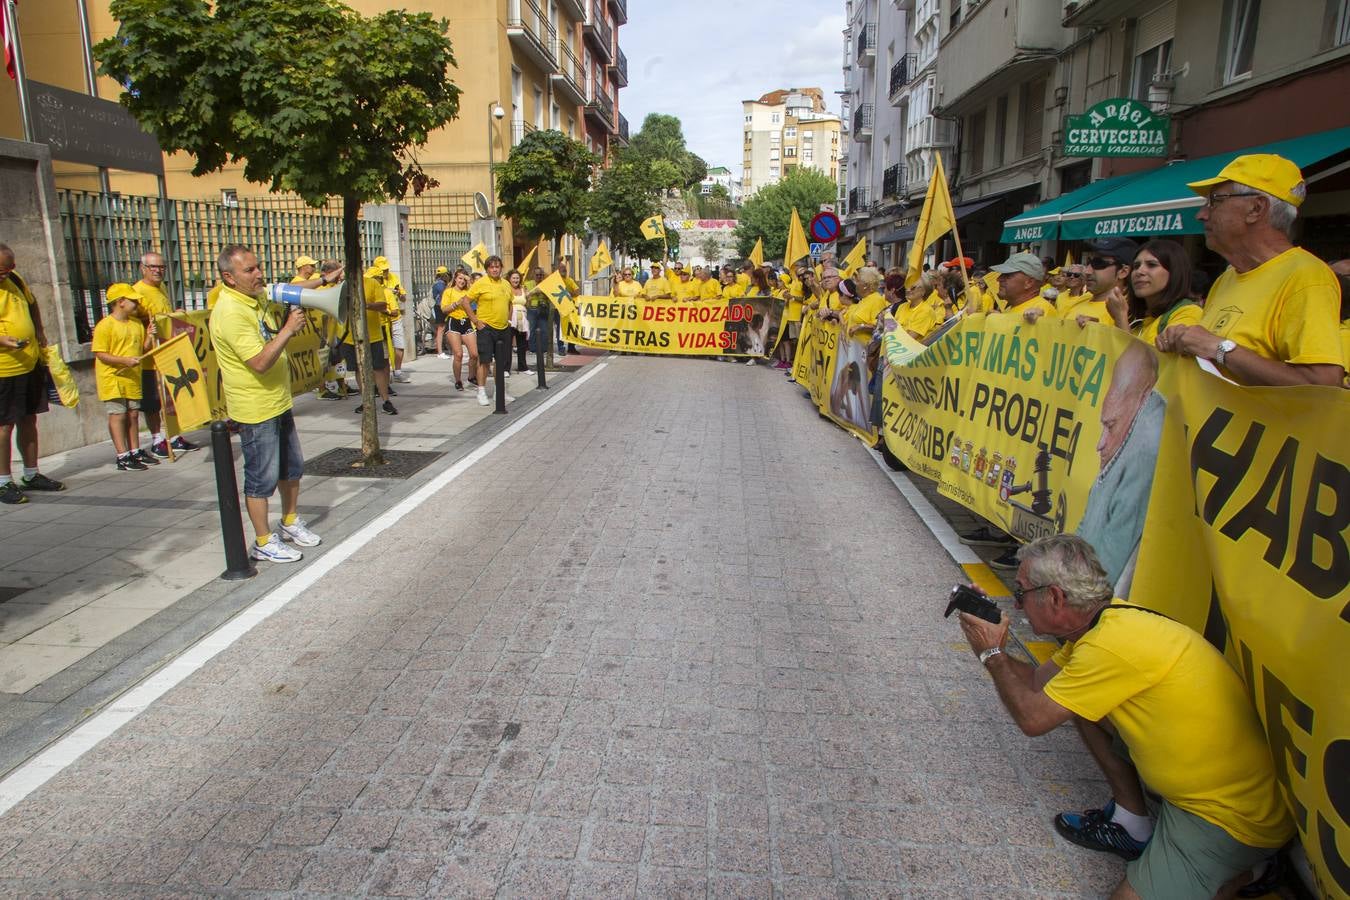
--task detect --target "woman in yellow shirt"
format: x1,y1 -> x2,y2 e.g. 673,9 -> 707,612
843,267 -> 889,346
1113,239 -> 1202,345
507,269 -> 532,376
614,269 -> 642,298
439,269 -> 478,391
896,274 -> 943,341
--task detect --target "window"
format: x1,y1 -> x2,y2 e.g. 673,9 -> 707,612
534,87 -> 544,129
745,114 -> 752,123
551,102 -> 560,129
771,112 -> 781,123
1224,0 -> 1260,82
1338,0 -> 1350,46
770,148 -> 779,160
771,134 -> 780,144
1132,40 -> 1173,100
511,68 -> 523,126
1020,79 -> 1046,158
785,127 -> 797,138
804,150 -> 813,162
785,147 -> 796,158
967,109 -> 986,174
568,116 -> 575,137
770,165 -> 780,177
992,95 -> 1008,167
803,131 -> 814,141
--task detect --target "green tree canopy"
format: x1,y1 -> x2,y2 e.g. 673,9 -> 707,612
732,169 -> 838,259
495,129 -> 597,247
586,146 -> 666,260
95,0 -> 463,466
629,113 -> 705,190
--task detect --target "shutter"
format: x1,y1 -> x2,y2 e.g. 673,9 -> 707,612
1021,81 -> 1045,158
1136,1 -> 1176,53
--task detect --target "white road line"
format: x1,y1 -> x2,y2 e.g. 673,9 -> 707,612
865,447 -> 983,565
0,364 -> 610,815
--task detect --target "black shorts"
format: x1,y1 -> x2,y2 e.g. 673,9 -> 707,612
476,325 -> 511,367
447,317 -> 473,336
336,341 -> 390,372
432,305 -> 447,325
0,368 -> 48,425
139,369 -> 162,413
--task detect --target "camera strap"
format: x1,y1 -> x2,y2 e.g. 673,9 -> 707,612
1088,602 -> 1173,631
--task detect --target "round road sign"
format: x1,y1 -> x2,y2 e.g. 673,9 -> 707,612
809,211 -> 841,243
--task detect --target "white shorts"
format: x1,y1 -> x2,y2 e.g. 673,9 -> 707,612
390,319 -> 406,350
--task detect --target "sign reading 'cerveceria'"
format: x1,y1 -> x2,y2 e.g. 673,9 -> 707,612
1063,97 -> 1170,158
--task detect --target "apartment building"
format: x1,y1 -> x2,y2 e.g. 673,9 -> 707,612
701,166 -> 744,204
741,88 -> 842,196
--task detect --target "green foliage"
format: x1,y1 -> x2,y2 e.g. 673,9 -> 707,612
95,0 -> 463,205
732,168 -> 838,259
698,234 -> 722,264
495,129 -> 597,244
586,147 -> 663,259
629,113 -> 705,190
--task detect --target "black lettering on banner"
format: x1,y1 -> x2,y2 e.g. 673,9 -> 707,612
1219,436 -> 1297,568
1050,408 -> 1082,475
939,377 -> 960,414
969,382 -> 990,420
1319,739 -> 1350,892
1290,454 -> 1350,606
1189,409 -> 1263,524
1258,658 -> 1313,831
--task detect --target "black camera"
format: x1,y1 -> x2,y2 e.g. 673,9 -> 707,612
944,584 -> 1002,624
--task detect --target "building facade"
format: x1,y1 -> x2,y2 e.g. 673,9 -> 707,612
741,88 -> 842,196
701,166 -> 744,204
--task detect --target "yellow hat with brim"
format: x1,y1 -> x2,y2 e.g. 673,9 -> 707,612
373,256 -> 391,269
364,266 -> 384,278
435,266 -> 450,275
1186,153 -> 1307,207
295,255 -> 319,268
105,283 -> 139,305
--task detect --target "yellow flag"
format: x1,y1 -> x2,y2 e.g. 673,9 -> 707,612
1064,249 -> 1075,268
905,152 -> 957,288
639,215 -> 666,240
149,332 -> 210,433
536,271 -> 577,318
749,237 -> 764,268
840,237 -> 867,278
517,240 -> 539,275
785,208 -> 810,267
462,242 -> 490,272
588,242 -> 613,277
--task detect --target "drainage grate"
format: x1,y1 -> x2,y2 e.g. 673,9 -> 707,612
304,448 -> 444,479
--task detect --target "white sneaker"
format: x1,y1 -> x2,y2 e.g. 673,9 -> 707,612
505,394 -> 516,403
477,388 -> 490,406
504,371 -> 511,378
745,359 -> 757,366
521,369 -> 533,376
251,533 -> 303,563
279,517 -> 322,547
438,352 -> 450,359
393,371 -> 412,383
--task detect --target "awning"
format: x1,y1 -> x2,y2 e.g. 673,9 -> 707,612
876,196 -> 1004,245
1001,125 -> 1350,243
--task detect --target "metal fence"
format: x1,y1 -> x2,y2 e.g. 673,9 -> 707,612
408,228 -> 472,307
59,190 -> 384,342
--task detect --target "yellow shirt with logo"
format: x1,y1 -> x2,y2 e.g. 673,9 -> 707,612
722,281 -> 746,301
91,315 -> 145,400
698,279 -> 722,301
0,273 -> 40,377
1201,247 -> 1343,382
672,279 -> 698,301
208,284 -> 293,424
469,275 -> 512,330
1046,603 -> 1294,849
133,280 -> 173,370
441,287 -> 469,320
897,300 -> 941,340
615,280 -> 641,298
1136,301 -> 1204,345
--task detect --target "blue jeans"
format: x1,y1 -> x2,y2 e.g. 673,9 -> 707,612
527,307 -> 552,355
238,410 -> 303,498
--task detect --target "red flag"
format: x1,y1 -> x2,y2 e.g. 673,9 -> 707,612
2,0 -> 17,81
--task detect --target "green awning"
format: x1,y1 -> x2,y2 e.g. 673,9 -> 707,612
999,172 -> 1147,243
1002,125 -> 1350,243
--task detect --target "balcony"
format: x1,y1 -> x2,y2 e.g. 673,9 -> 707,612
848,187 -> 870,217
507,0 -> 558,73
557,0 -> 586,21
888,53 -> 917,104
585,89 -> 616,132
906,115 -> 957,150
852,103 -> 874,141
584,2 -> 613,63
607,0 -> 627,25
511,119 -> 537,147
550,38 -> 588,106
882,163 -> 905,199
616,112 -> 629,145
934,0 -> 1069,115
609,46 -> 628,86
856,23 -> 877,65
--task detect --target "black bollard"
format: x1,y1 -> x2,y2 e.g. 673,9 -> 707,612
536,306 -> 549,390
211,421 -> 257,580
494,340 -> 508,415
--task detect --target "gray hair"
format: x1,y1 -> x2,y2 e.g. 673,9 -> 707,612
0,243 -> 12,262
855,266 -> 882,293
320,259 -> 342,274
1260,190 -> 1298,234
217,244 -> 252,276
1017,534 -> 1113,611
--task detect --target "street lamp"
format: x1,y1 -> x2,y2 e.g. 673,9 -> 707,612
488,102 -> 506,216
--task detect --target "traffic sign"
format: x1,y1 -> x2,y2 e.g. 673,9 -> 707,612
809,211 -> 841,243
809,242 -> 826,259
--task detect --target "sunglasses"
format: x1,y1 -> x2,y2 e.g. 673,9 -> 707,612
1012,583 -> 1052,608
1065,272 -> 1084,278
1088,257 -> 1120,270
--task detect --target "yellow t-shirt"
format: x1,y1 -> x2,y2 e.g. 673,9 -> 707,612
1341,319 -> 1350,386
208,284 -> 293,424
1055,290 -> 1092,319
344,276 -> 389,345
1136,301 -> 1204,345
698,279 -> 722,301
672,279 -> 698,301
1069,298 -> 1113,326
469,275 -> 512,330
615,280 -> 641,298
997,296 -> 1058,320
843,291 -> 888,341
441,287 -> 469,320
206,282 -> 225,310
1201,247 -> 1343,381
643,277 -> 672,299
91,314 -> 145,401
383,273 -> 404,321
1046,603 -> 1294,848
722,281 -> 746,300
0,273 -> 40,377
897,300 -> 941,340
134,280 -> 173,370
783,282 -> 803,323
958,283 -> 995,315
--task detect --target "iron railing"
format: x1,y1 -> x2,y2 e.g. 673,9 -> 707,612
584,1 -> 613,60
889,53 -> 917,97
607,0 -> 627,25
512,119 -> 537,146
507,0 -> 559,70
617,112 -> 630,144
856,23 -> 876,61
853,103 -> 874,135
882,164 -> 905,199
610,46 -> 628,86
848,187 -> 870,215
409,229 -> 471,305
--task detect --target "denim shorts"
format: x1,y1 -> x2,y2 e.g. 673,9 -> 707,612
238,410 -> 304,498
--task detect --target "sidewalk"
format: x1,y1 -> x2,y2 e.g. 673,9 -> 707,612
0,349 -> 600,775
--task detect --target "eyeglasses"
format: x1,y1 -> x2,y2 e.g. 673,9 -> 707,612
143,264 -> 166,271
1204,191 -> 1257,207
1012,583 -> 1052,608
1065,272 -> 1084,279
1088,257 -> 1119,270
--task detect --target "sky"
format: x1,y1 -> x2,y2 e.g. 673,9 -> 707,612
618,0 -> 846,183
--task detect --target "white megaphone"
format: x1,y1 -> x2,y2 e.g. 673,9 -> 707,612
265,282 -> 346,324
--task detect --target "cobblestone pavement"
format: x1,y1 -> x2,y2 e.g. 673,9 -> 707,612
0,357 -> 1124,897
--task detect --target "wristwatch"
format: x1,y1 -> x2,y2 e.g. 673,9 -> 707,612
1215,339 -> 1237,367
978,647 -> 1003,666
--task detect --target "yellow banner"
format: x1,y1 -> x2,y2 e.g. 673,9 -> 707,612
551,295 -> 787,357
148,332 -> 210,432
791,317 -> 875,442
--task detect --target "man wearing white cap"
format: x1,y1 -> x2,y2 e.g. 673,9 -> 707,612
1157,153 -> 1343,387
988,252 -> 1057,322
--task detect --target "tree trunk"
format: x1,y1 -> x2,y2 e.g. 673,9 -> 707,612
547,235 -> 561,369
344,194 -> 384,468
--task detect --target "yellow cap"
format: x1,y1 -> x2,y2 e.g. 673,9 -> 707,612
435,265 -> 450,275
364,265 -> 384,278
295,255 -> 319,268
105,283 -> 139,305
373,256 -> 390,269
1187,153 -> 1307,207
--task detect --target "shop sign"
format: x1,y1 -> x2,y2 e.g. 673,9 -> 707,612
1063,98 -> 1169,158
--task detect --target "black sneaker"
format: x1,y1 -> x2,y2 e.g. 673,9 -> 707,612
455,381 -> 464,391
20,473 -> 65,492
354,404 -> 365,414
133,448 -> 160,466
151,440 -> 171,458
170,436 -> 199,452
116,455 -> 148,472
1053,801 -> 1148,861
1237,853 -> 1286,898
317,389 -> 341,401
382,400 -> 398,415
989,547 -> 1021,571
0,482 -> 28,504
387,388 -> 397,397
959,526 -> 1016,548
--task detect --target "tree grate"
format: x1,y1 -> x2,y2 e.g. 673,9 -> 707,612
304,448 -> 443,479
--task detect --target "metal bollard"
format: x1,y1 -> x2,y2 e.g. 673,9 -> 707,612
536,306 -> 550,390
211,421 -> 257,580
494,341 -> 508,414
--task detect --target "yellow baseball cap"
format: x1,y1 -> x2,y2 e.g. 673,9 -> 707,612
1187,153 -> 1307,207
295,255 -> 319,268
435,265 -> 450,275
105,283 -> 139,305
373,256 -> 391,270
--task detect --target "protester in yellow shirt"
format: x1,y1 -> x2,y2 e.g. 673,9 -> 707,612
92,283 -> 159,470
332,269 -> 396,414
895,276 -> 943,341
989,253 -> 1057,322
643,263 -> 671,299
720,267 -> 744,300
209,244 -> 320,564
695,267 -> 722,300
440,269 -> 478,391
372,256 -> 411,383
957,535 -> 1293,900
614,268 -> 642,298
133,251 -> 198,457
1066,237 -> 1137,329
466,255 -> 514,406
1110,239 -> 1204,345
672,269 -> 698,301
0,243 -> 64,503
843,267 -> 888,345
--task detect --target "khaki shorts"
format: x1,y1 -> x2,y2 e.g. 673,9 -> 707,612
103,397 -> 142,415
1128,800 -> 1275,899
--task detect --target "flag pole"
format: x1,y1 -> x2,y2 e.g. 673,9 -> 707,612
4,0 -> 34,140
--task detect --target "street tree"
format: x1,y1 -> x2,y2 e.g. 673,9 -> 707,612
629,113 -> 705,190
733,168 -> 837,259
495,129 -> 597,366
96,0 -> 461,467
698,234 -> 723,266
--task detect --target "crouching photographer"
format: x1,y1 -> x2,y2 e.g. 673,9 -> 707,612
952,534 -> 1292,899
